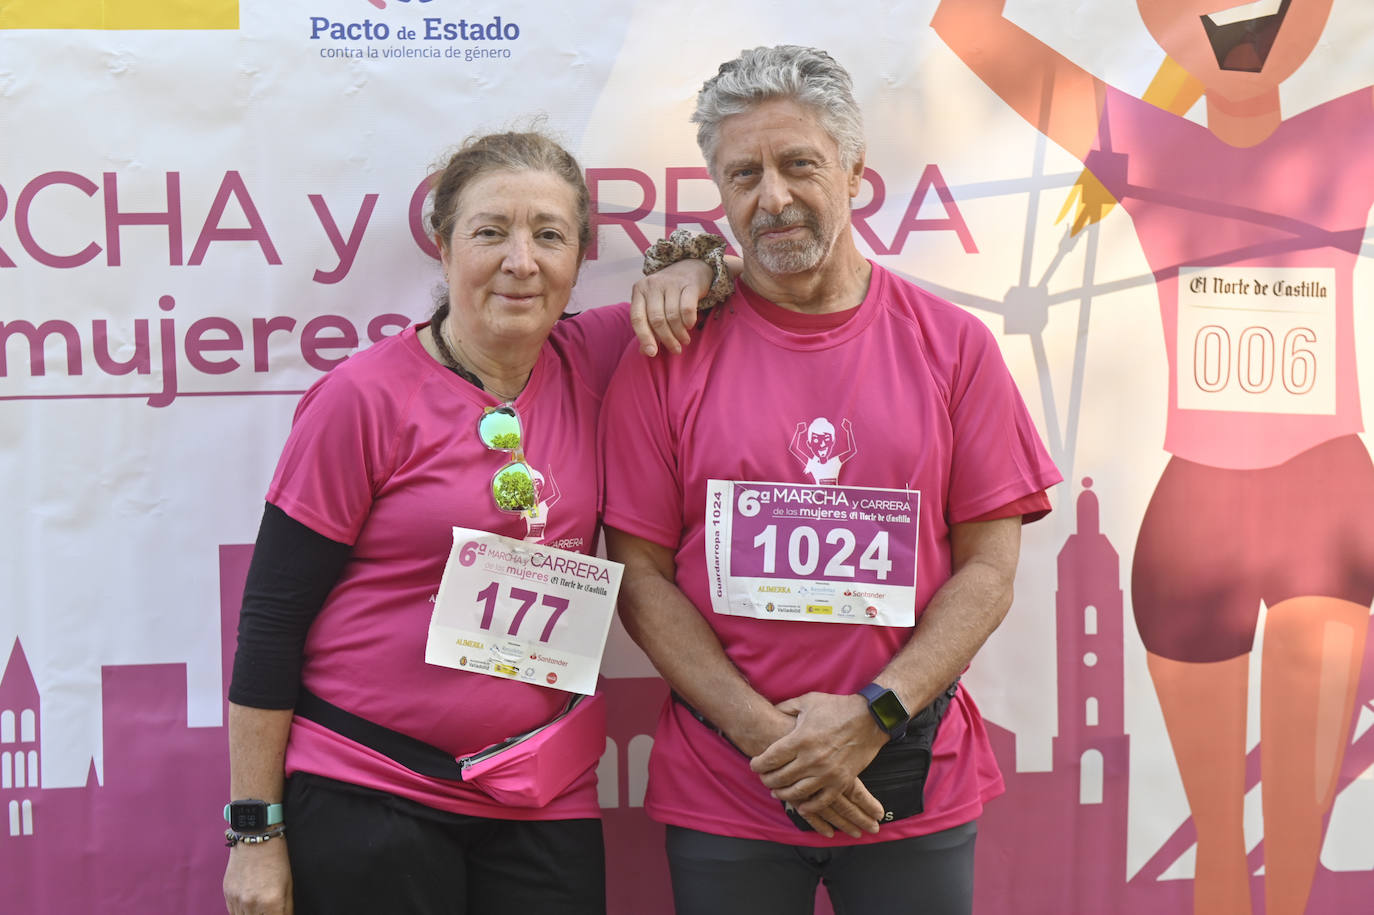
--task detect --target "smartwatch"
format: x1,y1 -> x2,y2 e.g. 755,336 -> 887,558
858,683 -> 910,740
224,799 -> 284,832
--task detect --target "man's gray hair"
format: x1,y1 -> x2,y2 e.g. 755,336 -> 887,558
692,45 -> 865,179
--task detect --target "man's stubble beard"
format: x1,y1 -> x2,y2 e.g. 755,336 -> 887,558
746,204 -> 836,275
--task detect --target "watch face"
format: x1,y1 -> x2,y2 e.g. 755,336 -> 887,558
870,690 -> 908,732
230,802 -> 269,831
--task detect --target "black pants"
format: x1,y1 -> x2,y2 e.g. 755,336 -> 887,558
285,772 -> 606,915
665,821 -> 978,915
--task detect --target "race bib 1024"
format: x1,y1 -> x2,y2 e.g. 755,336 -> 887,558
705,480 -> 919,626
425,527 -> 623,694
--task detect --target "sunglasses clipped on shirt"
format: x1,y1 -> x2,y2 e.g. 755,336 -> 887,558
478,404 -> 538,514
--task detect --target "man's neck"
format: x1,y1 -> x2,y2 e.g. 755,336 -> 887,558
740,239 -> 872,314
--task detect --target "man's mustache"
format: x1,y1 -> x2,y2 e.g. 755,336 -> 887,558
751,206 -> 819,240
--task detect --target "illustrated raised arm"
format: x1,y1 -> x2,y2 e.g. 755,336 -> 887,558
834,418 -> 857,465
932,0 -> 1109,161
788,422 -> 811,463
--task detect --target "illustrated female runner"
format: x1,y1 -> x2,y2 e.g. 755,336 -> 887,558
933,2 -> 1374,913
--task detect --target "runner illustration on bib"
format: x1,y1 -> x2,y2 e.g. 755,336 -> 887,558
789,417 -> 855,485
706,416 -> 918,627
523,467 -> 561,543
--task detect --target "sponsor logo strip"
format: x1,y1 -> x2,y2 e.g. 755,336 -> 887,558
1,0 -> 238,30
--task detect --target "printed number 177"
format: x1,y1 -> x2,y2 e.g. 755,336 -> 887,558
475,582 -> 569,642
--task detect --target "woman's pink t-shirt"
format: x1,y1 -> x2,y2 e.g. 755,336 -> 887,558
270,306 -> 629,820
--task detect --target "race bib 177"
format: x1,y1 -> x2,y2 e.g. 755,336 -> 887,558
426,528 -> 623,694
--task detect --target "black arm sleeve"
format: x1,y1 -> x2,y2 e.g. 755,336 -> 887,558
227,502 -> 352,709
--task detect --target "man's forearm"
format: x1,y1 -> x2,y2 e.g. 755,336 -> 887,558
873,517 -> 1021,713
607,528 -> 791,757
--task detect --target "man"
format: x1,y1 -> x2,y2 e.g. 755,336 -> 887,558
600,45 -> 1061,914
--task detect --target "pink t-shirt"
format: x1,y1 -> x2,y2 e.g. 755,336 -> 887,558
1089,86 -> 1374,469
599,265 -> 1061,845
270,305 -> 630,820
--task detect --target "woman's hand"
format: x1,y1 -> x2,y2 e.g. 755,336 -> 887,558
631,259 -> 713,356
224,839 -> 293,915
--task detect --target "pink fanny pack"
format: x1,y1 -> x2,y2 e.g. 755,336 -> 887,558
295,688 -> 606,808
459,694 -> 606,807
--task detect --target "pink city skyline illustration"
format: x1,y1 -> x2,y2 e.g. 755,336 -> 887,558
3,483 -> 1372,913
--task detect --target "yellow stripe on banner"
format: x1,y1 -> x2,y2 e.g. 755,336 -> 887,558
0,0 -> 238,30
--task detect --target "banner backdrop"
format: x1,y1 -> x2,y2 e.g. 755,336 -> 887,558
2,1 -> 1372,912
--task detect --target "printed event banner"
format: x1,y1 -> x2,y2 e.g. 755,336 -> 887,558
2,1 -> 1372,913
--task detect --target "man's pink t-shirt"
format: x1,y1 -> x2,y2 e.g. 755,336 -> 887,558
599,265 -> 1061,845
1089,86 -> 1374,469
269,306 -> 629,821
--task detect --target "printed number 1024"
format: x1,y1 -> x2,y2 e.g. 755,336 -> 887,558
751,525 -> 893,580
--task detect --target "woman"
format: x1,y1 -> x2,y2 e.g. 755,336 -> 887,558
933,2 -> 1374,913
221,131 -> 722,915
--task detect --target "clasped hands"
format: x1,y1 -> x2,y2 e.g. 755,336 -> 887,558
739,691 -> 891,839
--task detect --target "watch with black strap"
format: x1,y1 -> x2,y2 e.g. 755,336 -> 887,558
858,682 -> 911,741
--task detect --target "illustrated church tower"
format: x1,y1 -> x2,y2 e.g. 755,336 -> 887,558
1,640 -> 40,838
1053,480 -> 1129,899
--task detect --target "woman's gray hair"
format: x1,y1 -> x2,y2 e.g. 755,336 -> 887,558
692,45 -> 865,178
428,129 -> 591,260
